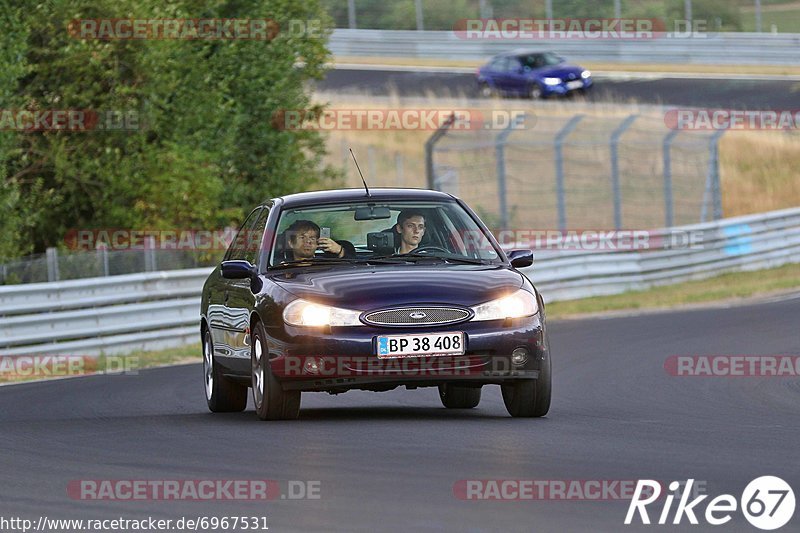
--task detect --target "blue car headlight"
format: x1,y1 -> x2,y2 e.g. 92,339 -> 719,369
470,289 -> 539,321
543,77 -> 562,86
581,70 -> 591,79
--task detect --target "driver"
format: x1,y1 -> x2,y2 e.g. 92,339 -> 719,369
394,210 -> 426,254
282,220 -> 355,261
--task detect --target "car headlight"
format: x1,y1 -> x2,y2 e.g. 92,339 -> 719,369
543,77 -> 561,86
581,70 -> 591,79
283,299 -> 363,327
470,290 -> 539,321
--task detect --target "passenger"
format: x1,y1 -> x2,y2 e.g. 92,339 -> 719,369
282,220 -> 355,261
394,210 -> 426,254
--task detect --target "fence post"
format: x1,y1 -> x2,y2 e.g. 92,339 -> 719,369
494,113 -> 527,231
97,243 -> 109,277
367,145 -> 376,180
425,114 -> 456,190
701,130 -> 726,222
662,129 -> 680,228
711,130 -> 725,220
46,247 -> 60,282
554,115 -> 584,231
395,152 -> 404,187
610,114 -> 638,230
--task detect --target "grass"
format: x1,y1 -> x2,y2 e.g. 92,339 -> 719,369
0,344 -> 201,384
545,262 -> 800,319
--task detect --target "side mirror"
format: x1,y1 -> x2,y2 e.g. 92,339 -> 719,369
508,249 -> 534,268
221,260 -> 256,279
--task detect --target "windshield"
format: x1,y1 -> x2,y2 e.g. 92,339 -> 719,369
269,200 -> 503,267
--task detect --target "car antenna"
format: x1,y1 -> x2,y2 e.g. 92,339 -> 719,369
349,148 -> 371,198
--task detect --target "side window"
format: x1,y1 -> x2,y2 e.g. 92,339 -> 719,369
507,58 -> 522,72
225,208 -> 261,262
243,207 -> 270,266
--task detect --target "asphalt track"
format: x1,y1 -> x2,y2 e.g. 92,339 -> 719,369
2,293 -> 799,532
318,68 -> 800,109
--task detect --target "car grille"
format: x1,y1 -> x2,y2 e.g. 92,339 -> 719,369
362,307 -> 472,327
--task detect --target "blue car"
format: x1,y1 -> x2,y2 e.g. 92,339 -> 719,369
477,50 -> 593,99
200,188 -> 551,420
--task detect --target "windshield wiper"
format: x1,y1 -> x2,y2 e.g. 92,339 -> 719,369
394,252 -> 490,265
271,257 -> 357,269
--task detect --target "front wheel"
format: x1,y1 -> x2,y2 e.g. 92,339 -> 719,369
501,336 -> 551,417
251,321 -> 301,421
439,384 -> 481,409
528,84 -> 543,99
203,328 -> 247,413
478,82 -> 495,98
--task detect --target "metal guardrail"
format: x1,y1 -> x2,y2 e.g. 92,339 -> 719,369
1,207 -> 799,356
329,29 -> 800,66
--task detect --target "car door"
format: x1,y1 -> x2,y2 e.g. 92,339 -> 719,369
504,57 -> 526,94
224,206 -> 270,361
208,208 -> 261,360
489,57 -> 512,92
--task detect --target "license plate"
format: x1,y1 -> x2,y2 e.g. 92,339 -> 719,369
376,332 -> 465,359
566,80 -> 584,90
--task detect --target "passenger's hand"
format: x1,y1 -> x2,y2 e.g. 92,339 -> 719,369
317,238 -> 343,257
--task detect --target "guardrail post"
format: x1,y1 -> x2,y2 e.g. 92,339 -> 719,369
663,130 -> 680,228
46,247 -> 60,282
554,115 -> 584,231
610,115 -> 638,230
425,113 -> 456,190
494,113 -> 527,231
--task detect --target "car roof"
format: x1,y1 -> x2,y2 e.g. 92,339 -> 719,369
270,187 -> 456,209
494,49 -> 551,58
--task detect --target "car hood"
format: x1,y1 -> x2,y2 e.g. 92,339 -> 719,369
270,265 -> 524,309
536,64 -> 584,79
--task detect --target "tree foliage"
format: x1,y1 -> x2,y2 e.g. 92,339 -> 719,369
1,0 -> 337,259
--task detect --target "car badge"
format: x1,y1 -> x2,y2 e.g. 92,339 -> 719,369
409,312 -> 426,320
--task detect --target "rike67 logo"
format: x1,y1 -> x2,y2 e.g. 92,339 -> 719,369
626,477 -> 795,530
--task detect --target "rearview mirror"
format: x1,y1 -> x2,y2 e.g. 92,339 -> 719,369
221,260 -> 256,279
508,249 -> 534,268
354,206 -> 391,220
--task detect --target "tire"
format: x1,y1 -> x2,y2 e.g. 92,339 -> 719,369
528,84 -> 543,100
478,82 -> 494,98
501,335 -> 552,417
251,321 -> 301,421
203,327 -> 247,413
438,384 -> 481,409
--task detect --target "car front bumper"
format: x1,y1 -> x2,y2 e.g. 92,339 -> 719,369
265,315 -> 548,392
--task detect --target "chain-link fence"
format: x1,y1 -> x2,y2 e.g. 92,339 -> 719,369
0,247 -> 220,285
427,112 -> 724,232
